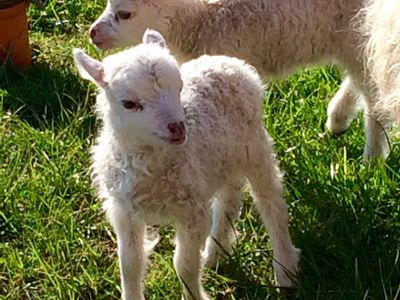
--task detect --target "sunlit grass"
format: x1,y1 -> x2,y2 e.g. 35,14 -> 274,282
0,1 -> 399,299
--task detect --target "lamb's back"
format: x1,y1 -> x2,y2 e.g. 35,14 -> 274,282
180,55 -> 264,141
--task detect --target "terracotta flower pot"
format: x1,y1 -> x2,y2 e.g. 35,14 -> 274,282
0,0 -> 31,67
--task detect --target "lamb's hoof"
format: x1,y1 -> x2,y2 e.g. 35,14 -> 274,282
203,250 -> 220,268
362,150 -> 390,164
330,129 -> 347,138
276,286 -> 298,298
326,118 -> 349,138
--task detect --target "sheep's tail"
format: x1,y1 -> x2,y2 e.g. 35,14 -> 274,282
363,0 -> 400,127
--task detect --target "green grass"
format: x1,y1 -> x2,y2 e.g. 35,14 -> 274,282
1,1 -> 399,299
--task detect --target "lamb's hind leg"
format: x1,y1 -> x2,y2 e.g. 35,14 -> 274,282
203,178 -> 244,267
246,140 -> 299,288
327,76 -> 362,136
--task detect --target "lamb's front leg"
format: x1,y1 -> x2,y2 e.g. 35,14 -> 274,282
174,212 -> 211,300
106,202 -> 146,300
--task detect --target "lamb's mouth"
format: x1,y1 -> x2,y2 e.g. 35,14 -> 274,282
161,136 -> 186,145
92,40 -> 115,50
169,136 -> 186,145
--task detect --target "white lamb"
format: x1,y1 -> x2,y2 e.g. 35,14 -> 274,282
88,0 -> 390,161
73,30 -> 299,300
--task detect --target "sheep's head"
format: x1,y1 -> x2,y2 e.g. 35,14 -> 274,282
74,30 -> 186,148
89,0 -> 170,49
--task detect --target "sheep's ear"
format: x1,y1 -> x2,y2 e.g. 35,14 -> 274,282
73,48 -> 106,86
143,29 -> 167,48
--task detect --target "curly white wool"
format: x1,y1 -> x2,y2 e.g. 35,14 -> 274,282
363,0 -> 400,128
74,30 -> 299,300
89,0 -> 394,160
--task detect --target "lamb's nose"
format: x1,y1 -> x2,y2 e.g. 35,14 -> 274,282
167,121 -> 185,136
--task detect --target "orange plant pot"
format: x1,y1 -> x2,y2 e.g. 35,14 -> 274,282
0,1 -> 31,67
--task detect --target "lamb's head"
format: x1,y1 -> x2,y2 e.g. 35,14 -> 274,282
89,0 -> 174,49
74,30 -> 186,148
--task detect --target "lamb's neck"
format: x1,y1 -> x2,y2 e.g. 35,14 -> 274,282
163,0 -> 359,77
100,123 -> 175,172
116,139 -> 178,175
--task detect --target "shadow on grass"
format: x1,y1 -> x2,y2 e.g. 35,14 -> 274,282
287,166 -> 400,300
0,61 -> 95,132
0,62 -> 97,244
208,256 -> 277,300
210,151 -> 400,300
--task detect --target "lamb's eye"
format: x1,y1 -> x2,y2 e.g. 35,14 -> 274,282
121,100 -> 143,111
117,10 -> 131,20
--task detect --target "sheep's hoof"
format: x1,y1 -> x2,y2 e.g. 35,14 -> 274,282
276,286 -> 298,298
202,250 -> 220,268
330,129 -> 347,138
326,117 -> 350,138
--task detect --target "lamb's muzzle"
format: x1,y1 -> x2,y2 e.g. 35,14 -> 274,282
165,121 -> 186,144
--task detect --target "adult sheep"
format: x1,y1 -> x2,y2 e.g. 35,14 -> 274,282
89,0 -> 390,161
364,0 -> 400,129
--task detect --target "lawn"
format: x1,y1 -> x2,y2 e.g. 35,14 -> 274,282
0,1 -> 399,299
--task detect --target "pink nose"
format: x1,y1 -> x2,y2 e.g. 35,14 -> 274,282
167,121 -> 185,137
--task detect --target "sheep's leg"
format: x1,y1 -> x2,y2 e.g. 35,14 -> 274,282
174,214 -> 211,300
107,203 -> 146,300
326,77 -> 362,136
245,143 -> 299,288
327,76 -> 390,159
363,103 -> 391,160
203,178 -> 244,267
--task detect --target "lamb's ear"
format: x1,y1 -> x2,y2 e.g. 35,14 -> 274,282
73,48 -> 106,86
143,29 -> 167,48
